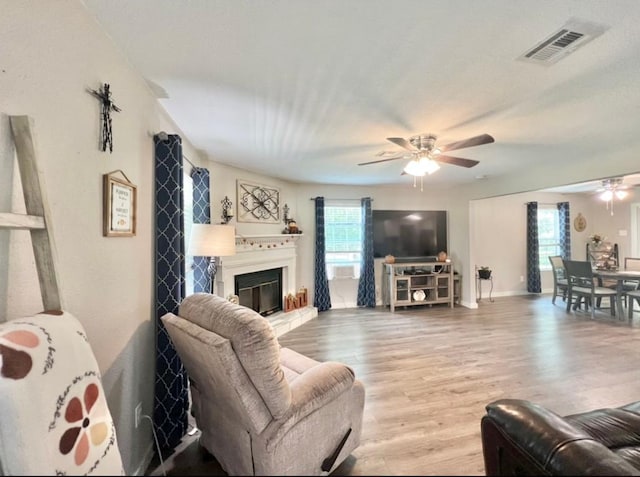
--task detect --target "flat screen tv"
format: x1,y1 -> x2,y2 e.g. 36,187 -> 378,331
372,210 -> 447,261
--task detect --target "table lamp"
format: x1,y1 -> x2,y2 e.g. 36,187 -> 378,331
188,224 -> 236,294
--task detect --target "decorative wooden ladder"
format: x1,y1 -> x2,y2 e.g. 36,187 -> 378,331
0,115 -> 62,313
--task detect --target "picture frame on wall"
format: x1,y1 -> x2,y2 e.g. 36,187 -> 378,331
103,171 -> 137,237
236,179 -> 281,223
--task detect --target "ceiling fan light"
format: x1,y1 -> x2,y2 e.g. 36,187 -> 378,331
600,190 -> 613,201
403,159 -> 426,176
423,158 -> 440,175
615,190 -> 628,199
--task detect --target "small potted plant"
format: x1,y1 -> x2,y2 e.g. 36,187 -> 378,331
478,266 -> 492,279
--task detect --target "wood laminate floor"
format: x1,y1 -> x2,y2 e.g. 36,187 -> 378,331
147,295 -> 640,476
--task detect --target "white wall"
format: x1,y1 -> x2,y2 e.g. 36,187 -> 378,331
469,188 -> 640,297
587,188 -> 639,262
0,2 -> 204,474
290,182 -> 472,307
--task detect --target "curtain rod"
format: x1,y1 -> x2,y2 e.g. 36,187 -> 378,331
525,202 -> 564,206
183,155 -> 196,169
309,197 -> 373,201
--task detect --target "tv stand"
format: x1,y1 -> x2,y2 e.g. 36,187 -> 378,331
392,256 -> 438,263
382,261 -> 455,312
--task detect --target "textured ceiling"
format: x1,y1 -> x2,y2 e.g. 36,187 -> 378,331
82,0 -> 640,189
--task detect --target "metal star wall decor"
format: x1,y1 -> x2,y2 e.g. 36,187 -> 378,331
88,83 -> 121,153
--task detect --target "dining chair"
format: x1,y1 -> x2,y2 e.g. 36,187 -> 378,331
548,255 -> 568,305
564,259 -> 617,318
623,257 -> 640,290
625,257 -> 640,270
625,258 -> 640,317
628,289 -> 640,320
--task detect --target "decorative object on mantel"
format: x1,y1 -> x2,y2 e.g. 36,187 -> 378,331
188,224 -> 236,293
88,83 -> 121,153
283,218 -> 302,234
574,212 -> 587,232
236,234 -> 302,251
103,170 -> 136,237
282,203 -> 290,223
237,179 -> 280,223
221,195 -> 234,224
384,254 -> 396,264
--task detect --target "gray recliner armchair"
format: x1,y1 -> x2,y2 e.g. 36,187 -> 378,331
161,293 -> 365,476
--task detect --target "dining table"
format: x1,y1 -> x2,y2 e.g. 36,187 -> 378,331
593,269 -> 640,319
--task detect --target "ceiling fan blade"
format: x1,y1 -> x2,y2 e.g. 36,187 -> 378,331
435,155 -> 479,168
376,150 -> 403,157
440,134 -> 494,152
387,137 -> 416,151
358,154 -> 409,166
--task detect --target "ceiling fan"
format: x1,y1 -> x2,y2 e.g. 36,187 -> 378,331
358,133 -> 495,175
595,177 -> 631,215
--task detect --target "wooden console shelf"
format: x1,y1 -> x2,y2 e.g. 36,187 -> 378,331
382,261 -> 455,312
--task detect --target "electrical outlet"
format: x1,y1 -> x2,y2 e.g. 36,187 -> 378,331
135,402 -> 142,428
520,275 -> 524,283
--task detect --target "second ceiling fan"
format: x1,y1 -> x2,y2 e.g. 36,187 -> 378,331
359,132 -> 495,175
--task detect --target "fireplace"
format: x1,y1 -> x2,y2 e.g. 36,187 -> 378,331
235,267 -> 282,316
216,235 -> 317,336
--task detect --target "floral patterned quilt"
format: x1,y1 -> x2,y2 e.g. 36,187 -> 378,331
0,311 -> 123,475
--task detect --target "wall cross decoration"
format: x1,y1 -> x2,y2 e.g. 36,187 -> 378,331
88,83 -> 121,153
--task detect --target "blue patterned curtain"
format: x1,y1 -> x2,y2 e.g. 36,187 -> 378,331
191,168 -> 211,293
526,201 -> 541,293
557,201 -> 571,260
154,134 -> 189,451
357,197 -> 376,307
314,197 -> 331,311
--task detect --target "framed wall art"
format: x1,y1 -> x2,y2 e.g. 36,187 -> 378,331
103,170 -> 137,237
236,179 -> 280,223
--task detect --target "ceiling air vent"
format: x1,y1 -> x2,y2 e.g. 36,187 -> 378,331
517,19 -> 608,65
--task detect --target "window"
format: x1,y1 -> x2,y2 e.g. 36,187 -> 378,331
538,207 -> 560,270
325,204 -> 362,279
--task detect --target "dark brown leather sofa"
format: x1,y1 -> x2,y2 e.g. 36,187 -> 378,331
481,399 -> 640,476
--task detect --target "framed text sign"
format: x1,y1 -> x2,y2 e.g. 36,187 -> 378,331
103,171 -> 137,237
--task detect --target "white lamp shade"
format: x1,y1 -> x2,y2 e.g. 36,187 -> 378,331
189,224 -> 236,257
403,159 -> 426,176
421,158 -> 440,175
600,190 -> 613,201
403,157 -> 440,176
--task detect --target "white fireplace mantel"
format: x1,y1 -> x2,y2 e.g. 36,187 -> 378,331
214,233 -> 316,337
214,234 -> 302,301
